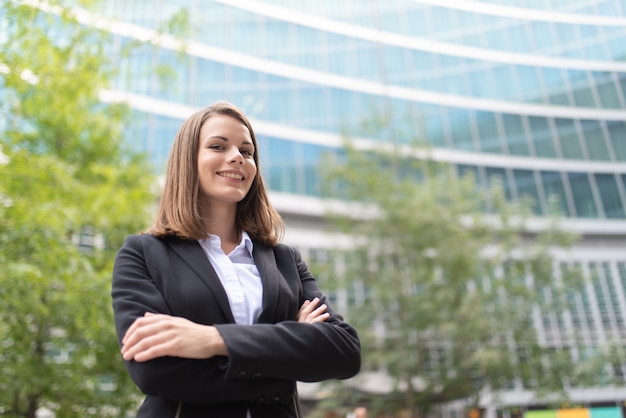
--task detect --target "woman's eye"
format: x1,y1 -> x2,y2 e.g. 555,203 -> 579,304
241,149 -> 253,156
209,144 -> 223,150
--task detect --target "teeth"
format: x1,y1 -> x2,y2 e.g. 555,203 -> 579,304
219,172 -> 243,180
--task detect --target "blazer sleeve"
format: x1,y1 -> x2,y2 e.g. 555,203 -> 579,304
111,235 -> 294,405
215,245 -> 361,382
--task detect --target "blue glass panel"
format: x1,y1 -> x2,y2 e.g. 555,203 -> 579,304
476,111 -> 502,153
256,134 -> 271,173
487,26 -> 509,50
502,114 -> 529,156
512,169 -> 542,215
194,59 -> 227,103
230,67 -> 262,113
516,65 -> 543,103
301,143 -> 328,196
264,20 -> 292,62
531,21 -> 556,52
541,66 -> 562,88
540,171 -> 570,216
123,110 -> 151,154
509,24 -> 531,53
355,42 -> 379,79
330,89 -> 361,133
326,33 -> 351,75
297,28 -> 324,70
556,25 -> 579,52
389,101 -> 419,145
581,120 -> 610,161
448,110 -> 474,150
422,106 -> 447,148
528,117 -> 556,158
125,49 -> 154,96
585,42 -> 608,60
446,74 -> 467,96
468,68 -> 492,98
594,72 -> 622,109
619,74 -> 626,105
595,173 -> 625,218
299,86 -> 328,130
492,65 -> 517,99
456,9 -> 477,29
567,172 -> 598,218
607,35 -> 626,61
230,11 -> 264,56
438,54 -> 463,71
267,137 -> 297,193
607,121 -> 626,161
131,113 -> 182,170
578,22 -> 598,40
411,51 -> 435,90
432,8 -> 453,36
404,5 -> 430,37
385,47 -> 409,84
569,70 -> 596,107
596,0 -> 621,14
485,167 -> 511,200
542,68 -> 569,105
555,119 -> 584,159
265,75 -> 295,125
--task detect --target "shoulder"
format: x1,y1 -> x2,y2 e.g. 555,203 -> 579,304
268,243 -> 308,268
251,240 -> 302,262
122,233 -> 160,247
120,233 -> 190,251
264,242 -> 298,257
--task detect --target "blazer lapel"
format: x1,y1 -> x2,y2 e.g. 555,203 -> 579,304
166,237 -> 236,323
253,242 -> 281,323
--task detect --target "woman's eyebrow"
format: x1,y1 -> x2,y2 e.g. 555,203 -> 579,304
207,135 -> 228,142
206,135 -> 254,148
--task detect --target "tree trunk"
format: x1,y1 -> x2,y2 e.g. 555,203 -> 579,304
26,394 -> 39,418
404,374 -> 417,418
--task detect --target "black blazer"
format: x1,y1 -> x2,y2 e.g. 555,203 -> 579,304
111,234 -> 361,418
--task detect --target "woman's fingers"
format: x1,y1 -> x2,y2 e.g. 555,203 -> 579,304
121,313 -> 226,362
298,298 -> 330,323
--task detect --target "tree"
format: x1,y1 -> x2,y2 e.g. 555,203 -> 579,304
0,1 -> 157,416
317,123 -> 608,417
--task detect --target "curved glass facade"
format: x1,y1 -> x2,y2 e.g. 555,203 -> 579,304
94,0 -> 626,221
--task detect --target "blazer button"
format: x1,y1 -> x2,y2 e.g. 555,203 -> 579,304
252,372 -> 261,378
237,371 -> 247,378
257,397 -> 265,403
271,396 -> 281,403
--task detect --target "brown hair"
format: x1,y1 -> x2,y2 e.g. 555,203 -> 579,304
146,101 -> 284,246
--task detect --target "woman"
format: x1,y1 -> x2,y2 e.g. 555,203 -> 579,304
111,101 -> 361,417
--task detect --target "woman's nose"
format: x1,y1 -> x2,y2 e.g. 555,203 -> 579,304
228,149 -> 244,164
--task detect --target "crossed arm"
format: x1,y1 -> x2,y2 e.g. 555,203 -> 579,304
121,298 -> 330,363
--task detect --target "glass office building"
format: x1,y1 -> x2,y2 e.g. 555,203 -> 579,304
93,0 -> 626,414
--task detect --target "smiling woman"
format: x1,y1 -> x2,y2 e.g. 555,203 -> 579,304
111,101 -> 361,418
197,114 -> 257,223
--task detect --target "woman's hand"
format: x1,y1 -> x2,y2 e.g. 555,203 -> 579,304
121,312 -> 228,362
297,297 -> 330,324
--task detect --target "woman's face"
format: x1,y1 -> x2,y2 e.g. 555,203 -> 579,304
197,114 -> 257,209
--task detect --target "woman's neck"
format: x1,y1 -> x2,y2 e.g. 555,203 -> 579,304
202,204 -> 240,253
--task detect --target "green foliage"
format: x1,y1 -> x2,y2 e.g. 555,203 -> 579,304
319,137 -> 587,416
0,0 -> 157,416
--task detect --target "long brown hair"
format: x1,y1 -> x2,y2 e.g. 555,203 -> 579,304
146,101 -> 284,246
